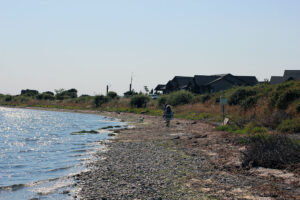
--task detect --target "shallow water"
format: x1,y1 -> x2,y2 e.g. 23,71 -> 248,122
0,107 -> 126,200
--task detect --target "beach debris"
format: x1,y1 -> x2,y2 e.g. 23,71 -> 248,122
139,117 -> 144,123
71,130 -> 98,135
101,126 -> 114,129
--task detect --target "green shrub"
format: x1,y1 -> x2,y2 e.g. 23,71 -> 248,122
157,95 -> 168,108
107,91 -> 118,99
130,95 -> 150,108
243,134 -> 300,169
241,96 -> 258,110
124,90 -> 137,97
167,90 -> 194,106
193,94 -> 211,103
43,91 -> 54,96
37,92 -> 55,100
94,95 -> 110,107
5,96 -> 12,102
228,88 -> 256,105
244,122 -> 267,134
55,88 -> 78,99
276,89 -> 300,109
276,118 -> 300,133
21,89 -> 39,96
216,125 -> 247,135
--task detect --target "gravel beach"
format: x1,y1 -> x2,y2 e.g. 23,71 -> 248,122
73,112 -> 300,200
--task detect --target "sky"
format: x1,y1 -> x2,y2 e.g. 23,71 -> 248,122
0,0 -> 299,95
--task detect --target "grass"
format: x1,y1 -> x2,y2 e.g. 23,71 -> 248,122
276,118 -> 300,133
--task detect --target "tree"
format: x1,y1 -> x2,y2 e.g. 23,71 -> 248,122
95,95 -> 109,107
107,91 -> 118,99
21,89 -> 39,96
144,86 -> 149,94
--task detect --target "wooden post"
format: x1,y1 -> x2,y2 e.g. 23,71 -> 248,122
220,95 -> 227,125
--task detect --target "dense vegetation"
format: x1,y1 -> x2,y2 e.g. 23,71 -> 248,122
1,80 -> 300,134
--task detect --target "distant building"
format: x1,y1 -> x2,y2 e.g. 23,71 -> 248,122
157,74 -> 258,94
165,76 -> 194,93
270,70 -> 300,84
154,84 -> 166,94
270,76 -> 284,85
188,74 -> 258,94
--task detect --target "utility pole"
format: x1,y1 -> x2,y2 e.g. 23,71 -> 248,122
106,85 -> 109,95
129,73 -> 133,92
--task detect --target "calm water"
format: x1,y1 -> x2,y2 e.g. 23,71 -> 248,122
0,107 -> 126,200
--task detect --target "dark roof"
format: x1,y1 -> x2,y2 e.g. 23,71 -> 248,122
283,70 -> 300,81
154,84 -> 166,91
193,75 -> 220,86
270,76 -> 284,84
236,76 -> 258,85
173,76 -> 194,86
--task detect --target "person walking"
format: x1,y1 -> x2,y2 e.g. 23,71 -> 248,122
163,104 -> 173,127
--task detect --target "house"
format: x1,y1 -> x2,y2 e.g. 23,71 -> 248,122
165,76 -> 194,93
157,74 -> 258,94
154,84 -> 166,94
270,70 -> 300,84
270,76 -> 284,85
188,74 -> 258,94
283,70 -> 300,81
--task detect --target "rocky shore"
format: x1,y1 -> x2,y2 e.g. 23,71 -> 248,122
74,112 -> 300,200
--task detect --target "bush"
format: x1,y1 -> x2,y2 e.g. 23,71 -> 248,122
157,96 -> 168,108
21,89 -> 39,96
243,134 -> 300,169
107,91 -> 118,99
228,88 -> 256,105
55,88 -> 78,99
94,95 -> 109,107
276,118 -> 300,133
167,91 -> 194,106
241,96 -> 258,110
193,94 -> 211,103
43,91 -> 54,96
276,89 -> 300,109
244,122 -> 267,134
130,95 -> 150,108
37,92 -> 55,100
124,90 -> 137,97
5,95 -> 13,102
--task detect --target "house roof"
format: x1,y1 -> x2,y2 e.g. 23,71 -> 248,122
236,76 -> 258,85
193,75 -> 220,86
270,76 -> 284,84
173,76 -> 193,85
154,84 -> 166,91
283,70 -> 300,81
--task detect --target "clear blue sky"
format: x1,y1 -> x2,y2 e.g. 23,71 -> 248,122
1,0 -> 299,95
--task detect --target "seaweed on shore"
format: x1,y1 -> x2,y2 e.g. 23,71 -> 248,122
71,130 -> 98,135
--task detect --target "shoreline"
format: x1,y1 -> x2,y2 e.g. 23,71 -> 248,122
2,106 -> 299,199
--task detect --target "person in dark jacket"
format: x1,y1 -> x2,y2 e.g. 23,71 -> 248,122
163,104 -> 173,127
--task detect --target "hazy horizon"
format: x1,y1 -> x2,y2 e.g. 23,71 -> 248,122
1,0 -> 299,95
